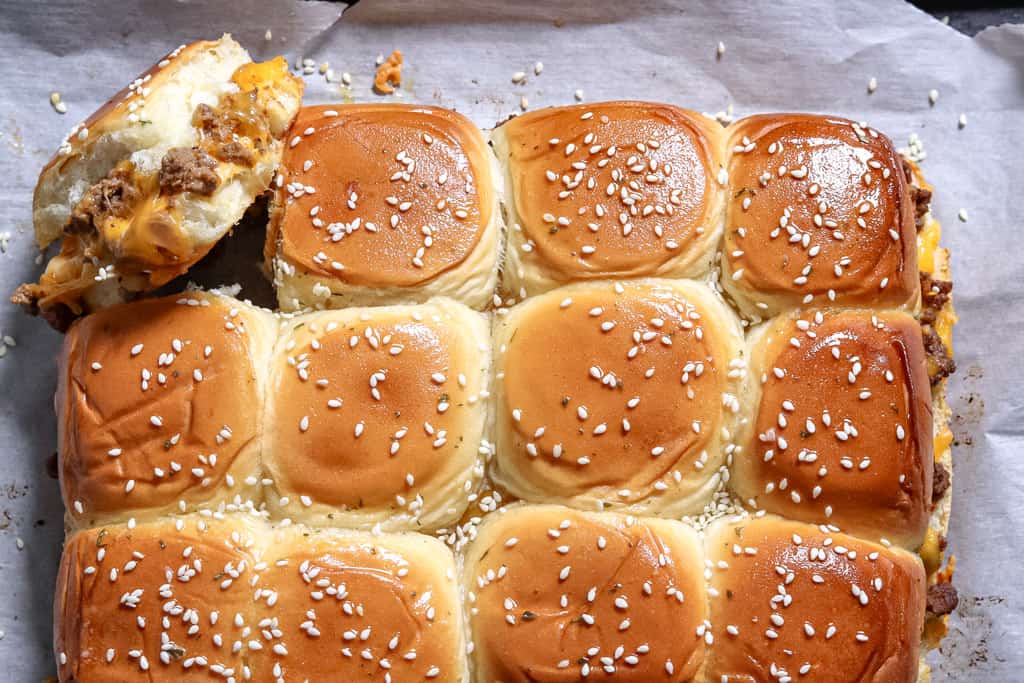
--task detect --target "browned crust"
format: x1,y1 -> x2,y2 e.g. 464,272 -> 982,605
722,113 -> 919,315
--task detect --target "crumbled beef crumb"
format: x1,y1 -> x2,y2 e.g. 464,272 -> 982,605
919,272 -> 955,384
922,325 -> 956,385
920,273 -> 953,325
193,103 -> 233,142
159,147 -> 219,196
927,582 -> 959,616
192,103 -> 256,166
66,168 -> 138,235
911,186 -> 932,229
901,157 -> 932,229
932,461 -> 951,503
9,283 -> 77,332
215,141 -> 255,166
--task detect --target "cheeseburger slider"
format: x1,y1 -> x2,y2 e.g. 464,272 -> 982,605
13,35 -> 303,330
266,104 -> 502,311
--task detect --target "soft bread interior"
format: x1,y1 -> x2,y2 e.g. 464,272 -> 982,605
35,38 -> 248,248
18,35 -> 302,328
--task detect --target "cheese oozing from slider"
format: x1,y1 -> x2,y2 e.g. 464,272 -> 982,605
268,104 -> 499,310
492,279 -> 744,515
58,291 -> 275,527
464,505 -> 707,682
495,101 -> 726,296
705,515 -> 926,683
733,309 -> 933,548
721,114 -> 919,316
17,36 -> 302,329
262,299 -> 490,531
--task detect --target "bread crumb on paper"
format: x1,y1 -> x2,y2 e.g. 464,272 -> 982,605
374,50 -> 403,95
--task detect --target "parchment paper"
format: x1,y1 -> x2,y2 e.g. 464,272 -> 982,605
0,1 -> 1019,679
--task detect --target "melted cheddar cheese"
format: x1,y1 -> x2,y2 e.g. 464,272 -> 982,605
934,427 -> 953,462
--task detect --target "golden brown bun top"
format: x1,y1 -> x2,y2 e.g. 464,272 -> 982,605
724,114 -> 917,309
264,302 -> 486,511
705,515 -> 925,683
55,515 -> 262,681
497,280 -> 740,503
56,516 -> 462,681
501,101 -> 724,279
466,505 -> 706,681
59,292 -> 265,522
271,104 -> 494,287
745,309 -> 932,547
249,529 -> 463,680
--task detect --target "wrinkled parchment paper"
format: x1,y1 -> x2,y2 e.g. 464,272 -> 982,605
0,1 -> 1019,679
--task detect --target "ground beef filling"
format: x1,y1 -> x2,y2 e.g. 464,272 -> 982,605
920,272 -> 956,384
159,147 -> 220,196
927,582 -> 959,616
901,157 -> 933,229
66,167 -> 138,236
192,103 -> 257,166
932,460 -> 951,503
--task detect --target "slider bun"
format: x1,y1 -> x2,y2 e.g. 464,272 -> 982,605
493,101 -> 726,298
720,114 -> 919,318
464,504 -> 706,682
250,526 -> 467,680
55,514 -> 265,681
262,298 -> 491,531
18,35 -> 302,327
267,104 -> 501,311
55,515 -> 466,681
58,291 -> 276,528
732,308 -> 933,548
492,279 -> 743,516
705,514 -> 926,683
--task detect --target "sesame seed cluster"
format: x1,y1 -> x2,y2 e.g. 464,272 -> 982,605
54,102 -> 945,682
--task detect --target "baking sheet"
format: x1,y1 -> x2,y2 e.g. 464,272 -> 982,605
0,0 -> 1020,679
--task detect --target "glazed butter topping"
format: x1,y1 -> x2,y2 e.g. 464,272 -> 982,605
250,535 -> 459,680
724,115 -> 916,308
706,516 -> 925,683
57,517 -> 460,681
745,309 -> 933,545
467,508 -> 706,681
275,104 -> 493,287
497,281 -> 740,504
61,293 -> 261,519
503,102 -> 721,278
265,305 -> 484,516
57,517 -> 260,681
